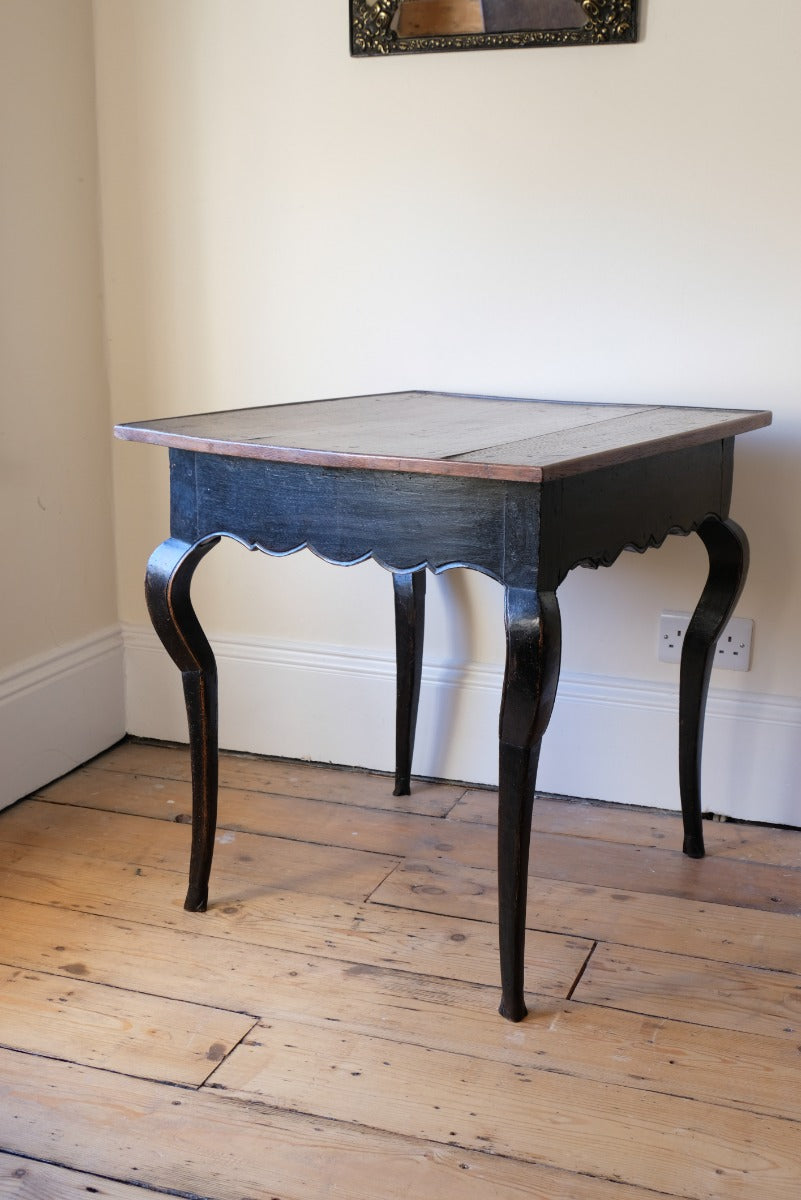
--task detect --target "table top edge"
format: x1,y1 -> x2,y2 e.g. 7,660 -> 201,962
113,397 -> 772,481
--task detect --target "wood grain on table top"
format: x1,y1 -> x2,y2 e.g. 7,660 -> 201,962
114,391 -> 771,481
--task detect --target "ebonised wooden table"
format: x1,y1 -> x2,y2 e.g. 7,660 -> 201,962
115,391 -> 771,1021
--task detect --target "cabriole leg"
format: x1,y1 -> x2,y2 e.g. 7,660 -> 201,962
679,516 -> 749,858
145,536 -> 220,911
392,569 -> 426,797
498,586 -> 561,1021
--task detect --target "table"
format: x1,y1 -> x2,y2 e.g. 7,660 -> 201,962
115,391 -> 771,1021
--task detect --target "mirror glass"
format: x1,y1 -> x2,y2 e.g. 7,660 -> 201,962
351,0 -> 638,55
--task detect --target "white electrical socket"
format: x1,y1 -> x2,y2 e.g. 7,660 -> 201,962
658,611 -> 753,671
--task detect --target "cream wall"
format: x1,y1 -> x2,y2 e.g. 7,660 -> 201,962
0,0 -> 123,808
96,2 -> 801,821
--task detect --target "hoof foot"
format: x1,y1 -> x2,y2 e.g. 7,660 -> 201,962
498,995 -> 528,1023
184,887 -> 208,912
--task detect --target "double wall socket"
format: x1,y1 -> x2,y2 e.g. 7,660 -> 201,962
658,611 -> 753,671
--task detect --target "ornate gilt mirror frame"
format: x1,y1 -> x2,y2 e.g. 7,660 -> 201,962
351,1 -> 638,57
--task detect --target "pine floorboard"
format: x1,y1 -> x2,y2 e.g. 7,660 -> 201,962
0,739 -> 798,1199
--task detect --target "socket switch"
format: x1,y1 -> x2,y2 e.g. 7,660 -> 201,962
658,611 -> 753,672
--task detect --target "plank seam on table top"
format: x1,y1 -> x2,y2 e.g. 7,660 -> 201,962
446,406 -> 767,467
440,409 -> 648,466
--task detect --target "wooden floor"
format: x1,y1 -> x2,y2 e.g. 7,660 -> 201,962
1,741 -> 800,1198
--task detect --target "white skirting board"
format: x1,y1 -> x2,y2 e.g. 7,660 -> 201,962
123,624 -> 801,829
0,627 -> 126,811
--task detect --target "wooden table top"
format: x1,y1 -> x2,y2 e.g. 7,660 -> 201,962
114,391 -> 771,482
